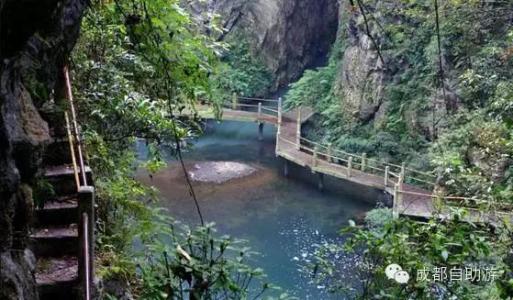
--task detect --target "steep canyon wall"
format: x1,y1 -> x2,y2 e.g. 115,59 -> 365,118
0,0 -> 87,298
188,0 -> 340,88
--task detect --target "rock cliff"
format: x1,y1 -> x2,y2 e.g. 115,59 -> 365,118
187,0 -> 339,88
0,0 -> 87,299
332,2 -> 388,126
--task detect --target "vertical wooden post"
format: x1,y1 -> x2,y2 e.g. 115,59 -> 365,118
78,186 -> 95,297
232,92 -> 238,110
313,147 -> 318,167
277,97 -> 283,128
296,108 -> 301,150
393,183 -> 400,219
348,157 -> 353,177
361,153 -> 367,171
258,102 -> 262,118
384,166 -> 389,187
275,132 -> 280,155
400,162 -> 406,182
327,143 -> 333,163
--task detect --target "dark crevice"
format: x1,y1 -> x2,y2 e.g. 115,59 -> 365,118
0,0 -> 61,58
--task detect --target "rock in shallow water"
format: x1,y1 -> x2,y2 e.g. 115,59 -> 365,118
188,161 -> 257,183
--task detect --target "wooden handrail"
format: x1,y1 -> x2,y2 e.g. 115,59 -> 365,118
222,102 -> 277,110
397,189 -> 490,203
299,136 -> 436,184
64,66 -> 94,300
388,171 -> 400,178
64,67 -> 88,187
237,96 -> 279,102
261,107 -> 279,113
64,111 -> 81,189
82,213 -> 91,300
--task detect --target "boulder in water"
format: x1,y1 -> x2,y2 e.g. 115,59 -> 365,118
188,161 -> 257,183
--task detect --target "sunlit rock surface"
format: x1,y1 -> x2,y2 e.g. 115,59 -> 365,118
189,161 -> 257,183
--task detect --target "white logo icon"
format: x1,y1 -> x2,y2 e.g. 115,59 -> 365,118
385,264 -> 410,284
394,270 -> 410,284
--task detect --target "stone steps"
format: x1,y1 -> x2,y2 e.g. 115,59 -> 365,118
44,165 -> 92,196
35,196 -> 78,227
31,225 -> 78,258
34,162 -> 93,299
36,256 -> 79,300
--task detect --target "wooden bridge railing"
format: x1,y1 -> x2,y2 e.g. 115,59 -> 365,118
207,94 -> 511,221
295,138 -> 435,188
224,94 -> 436,189
277,132 -> 511,218
64,67 -> 94,300
226,93 -> 281,112
277,132 -> 402,185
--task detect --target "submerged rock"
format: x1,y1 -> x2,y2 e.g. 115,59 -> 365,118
188,161 -> 257,183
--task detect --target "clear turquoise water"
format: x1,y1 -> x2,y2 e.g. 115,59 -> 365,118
138,120 -> 381,299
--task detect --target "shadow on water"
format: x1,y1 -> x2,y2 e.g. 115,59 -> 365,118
137,120 -> 381,299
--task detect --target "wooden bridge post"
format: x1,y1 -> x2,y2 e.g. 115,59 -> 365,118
278,97 -> 283,127
393,183 -> 400,219
384,166 -> 389,187
296,108 -> 301,151
400,162 -> 406,182
361,153 -> 367,171
275,132 -> 281,156
232,92 -> 238,110
258,102 -> 262,118
347,157 -> 353,177
78,186 -> 95,296
327,143 -> 332,163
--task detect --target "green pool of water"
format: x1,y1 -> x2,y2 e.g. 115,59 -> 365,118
138,120 -> 381,299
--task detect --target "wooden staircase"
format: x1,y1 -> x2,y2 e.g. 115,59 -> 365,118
33,159 -> 92,299
32,67 -> 95,300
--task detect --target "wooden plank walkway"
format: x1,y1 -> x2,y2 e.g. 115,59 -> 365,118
186,100 -> 512,225
276,108 -> 436,220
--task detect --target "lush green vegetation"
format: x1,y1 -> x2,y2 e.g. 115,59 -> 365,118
287,1 -> 513,202
68,0 -> 513,298
311,209 -> 512,299
285,1 -> 513,299
72,1 -> 286,298
212,37 -> 273,100
288,0 -> 513,178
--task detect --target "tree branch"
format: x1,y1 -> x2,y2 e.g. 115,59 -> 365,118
356,0 -> 386,68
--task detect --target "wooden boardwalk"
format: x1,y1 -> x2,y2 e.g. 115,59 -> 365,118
189,98 -> 512,225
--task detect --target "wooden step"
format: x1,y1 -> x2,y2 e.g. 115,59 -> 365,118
36,256 -> 79,300
44,165 -> 92,196
31,225 -> 78,257
45,164 -> 92,178
35,197 -> 78,227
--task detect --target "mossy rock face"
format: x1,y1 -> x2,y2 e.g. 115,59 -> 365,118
186,0 -> 339,89
0,0 -> 88,299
